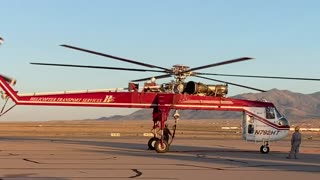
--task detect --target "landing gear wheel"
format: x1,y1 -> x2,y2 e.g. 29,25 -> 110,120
260,145 -> 270,154
148,137 -> 159,150
154,140 -> 169,153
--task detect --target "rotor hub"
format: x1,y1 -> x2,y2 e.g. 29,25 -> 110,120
171,65 -> 192,82
171,65 -> 190,74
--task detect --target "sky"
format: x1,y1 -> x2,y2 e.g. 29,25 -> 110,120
1,0 -> 320,121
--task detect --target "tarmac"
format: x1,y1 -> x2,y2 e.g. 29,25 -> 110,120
0,137 -> 319,180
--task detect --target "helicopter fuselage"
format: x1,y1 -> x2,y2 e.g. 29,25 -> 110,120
0,74 -> 290,153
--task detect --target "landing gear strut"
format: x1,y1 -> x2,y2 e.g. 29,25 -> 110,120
147,108 -> 179,153
260,141 -> 270,154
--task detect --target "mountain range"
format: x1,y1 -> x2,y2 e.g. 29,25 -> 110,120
97,89 -> 320,120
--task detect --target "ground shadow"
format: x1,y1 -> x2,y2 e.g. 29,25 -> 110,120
2,137 -> 320,173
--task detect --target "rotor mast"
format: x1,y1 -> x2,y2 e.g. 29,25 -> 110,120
171,64 -> 191,82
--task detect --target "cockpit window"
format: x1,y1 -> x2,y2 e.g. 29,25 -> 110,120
275,108 -> 282,119
278,117 -> 289,126
266,107 -> 275,119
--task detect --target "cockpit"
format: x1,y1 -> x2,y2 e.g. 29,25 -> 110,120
265,106 -> 289,126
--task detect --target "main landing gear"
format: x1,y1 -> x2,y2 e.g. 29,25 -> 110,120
147,137 -> 159,150
154,139 -> 170,153
260,141 -> 270,154
148,137 -> 170,153
147,109 -> 179,153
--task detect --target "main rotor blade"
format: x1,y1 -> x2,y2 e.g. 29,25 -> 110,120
30,62 -> 167,73
131,74 -> 172,82
61,44 -> 171,71
188,57 -> 253,72
196,73 -> 320,81
194,75 -> 266,92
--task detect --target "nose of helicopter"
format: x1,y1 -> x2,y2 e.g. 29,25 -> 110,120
278,116 -> 290,138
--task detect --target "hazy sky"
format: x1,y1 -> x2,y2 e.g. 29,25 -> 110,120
1,0 -> 319,121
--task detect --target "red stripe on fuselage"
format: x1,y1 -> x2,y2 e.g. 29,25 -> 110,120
245,110 -> 290,130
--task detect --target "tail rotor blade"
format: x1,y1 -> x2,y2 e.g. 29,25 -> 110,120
0,74 -> 16,86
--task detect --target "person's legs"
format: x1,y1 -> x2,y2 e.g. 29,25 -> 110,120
294,145 -> 300,159
287,146 -> 294,158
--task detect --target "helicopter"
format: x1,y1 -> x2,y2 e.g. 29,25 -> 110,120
1,44 -> 320,153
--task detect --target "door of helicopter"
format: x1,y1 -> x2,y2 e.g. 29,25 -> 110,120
242,112 -> 256,141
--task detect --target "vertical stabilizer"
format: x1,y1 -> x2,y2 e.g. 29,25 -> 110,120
0,74 -> 18,103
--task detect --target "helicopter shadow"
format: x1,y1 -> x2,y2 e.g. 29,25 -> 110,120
2,136 -> 320,173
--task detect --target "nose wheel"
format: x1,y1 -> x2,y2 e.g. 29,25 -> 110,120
260,141 -> 270,154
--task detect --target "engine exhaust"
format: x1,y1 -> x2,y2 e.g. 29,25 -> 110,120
183,81 -> 228,97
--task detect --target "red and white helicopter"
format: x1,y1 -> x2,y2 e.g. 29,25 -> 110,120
1,44 -> 319,153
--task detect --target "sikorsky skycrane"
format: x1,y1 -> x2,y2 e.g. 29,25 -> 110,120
1,44 -> 320,153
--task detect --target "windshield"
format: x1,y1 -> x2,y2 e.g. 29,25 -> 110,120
275,108 -> 282,119
275,108 -> 289,126
278,117 -> 289,126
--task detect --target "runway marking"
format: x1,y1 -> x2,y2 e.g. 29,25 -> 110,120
23,158 -> 40,164
129,169 -> 143,178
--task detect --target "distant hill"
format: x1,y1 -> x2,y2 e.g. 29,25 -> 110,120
310,91 -> 320,99
233,89 -> 320,119
97,89 -> 320,120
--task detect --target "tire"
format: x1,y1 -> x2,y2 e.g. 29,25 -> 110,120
260,145 -> 270,154
154,139 -> 169,153
148,137 -> 159,150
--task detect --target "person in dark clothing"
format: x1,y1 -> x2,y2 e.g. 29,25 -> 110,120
287,126 -> 302,159
163,124 -> 172,143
